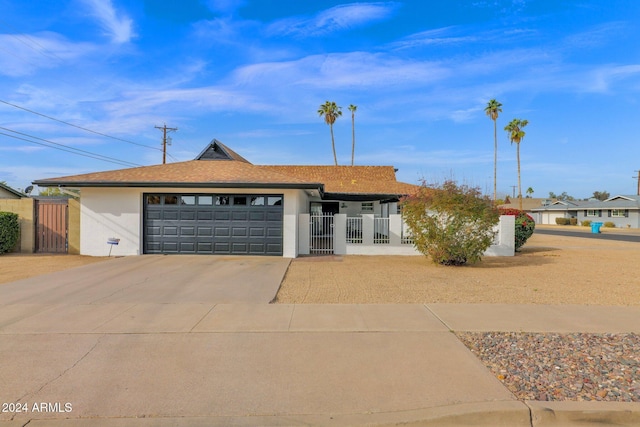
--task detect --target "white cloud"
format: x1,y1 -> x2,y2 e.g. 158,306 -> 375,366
79,0 -> 136,43
0,32 -> 95,76
232,52 -> 449,89
267,2 -> 400,37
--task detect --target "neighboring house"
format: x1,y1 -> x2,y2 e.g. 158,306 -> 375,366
531,195 -> 640,228
0,183 -> 25,199
33,140 -> 418,257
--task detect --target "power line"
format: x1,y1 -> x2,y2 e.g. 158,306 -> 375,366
0,99 -> 163,152
0,127 -> 141,167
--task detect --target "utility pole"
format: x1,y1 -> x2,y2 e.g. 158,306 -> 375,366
155,124 -> 178,164
510,185 -> 517,199
634,170 -> 640,195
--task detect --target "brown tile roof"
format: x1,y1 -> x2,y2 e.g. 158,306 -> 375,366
262,165 -> 417,196
33,141 -> 418,196
34,160 -> 321,188
499,197 -> 558,211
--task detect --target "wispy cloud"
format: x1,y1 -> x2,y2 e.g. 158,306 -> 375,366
267,2 -> 400,37
0,32 -> 95,77
232,52 -> 448,89
79,0 -> 135,43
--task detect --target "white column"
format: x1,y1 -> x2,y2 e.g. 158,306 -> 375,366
389,214 -> 402,246
333,214 -> 347,255
298,213 -> 310,255
362,214 -> 374,246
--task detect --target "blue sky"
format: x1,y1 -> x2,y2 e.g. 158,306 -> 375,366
1,0 -> 640,199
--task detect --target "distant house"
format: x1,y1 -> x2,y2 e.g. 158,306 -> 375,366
531,195 -> 640,228
0,183 -> 25,199
499,197 -> 558,216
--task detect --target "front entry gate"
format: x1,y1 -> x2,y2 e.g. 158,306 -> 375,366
310,213 -> 334,254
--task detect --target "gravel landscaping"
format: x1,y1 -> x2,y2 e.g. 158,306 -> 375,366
457,332 -> 640,402
275,231 -> 640,305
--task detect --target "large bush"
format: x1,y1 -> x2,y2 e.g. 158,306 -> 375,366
498,208 -> 535,251
402,180 -> 500,266
0,212 -> 19,254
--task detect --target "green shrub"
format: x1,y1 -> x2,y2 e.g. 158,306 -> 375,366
498,208 -> 535,251
401,180 -> 500,265
569,218 -> 578,225
581,220 -> 591,227
555,217 -> 569,225
603,221 -> 616,228
0,212 -> 19,254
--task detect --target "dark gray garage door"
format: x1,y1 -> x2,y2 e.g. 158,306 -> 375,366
144,194 -> 283,255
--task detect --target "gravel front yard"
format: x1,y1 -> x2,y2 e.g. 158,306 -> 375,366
275,231 -> 640,306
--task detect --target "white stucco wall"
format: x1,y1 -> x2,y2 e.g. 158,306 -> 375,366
80,187 -> 142,256
79,187 -> 309,257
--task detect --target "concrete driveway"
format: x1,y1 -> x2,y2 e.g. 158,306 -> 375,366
0,255 -> 290,305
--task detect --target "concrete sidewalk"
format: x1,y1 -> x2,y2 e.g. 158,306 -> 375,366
1,303 -> 639,426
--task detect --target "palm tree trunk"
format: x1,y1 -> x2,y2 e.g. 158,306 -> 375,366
517,143 -> 522,210
493,119 -> 497,201
330,124 -> 338,166
351,113 -> 355,166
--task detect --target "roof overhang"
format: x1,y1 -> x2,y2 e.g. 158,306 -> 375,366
322,192 -> 405,202
33,181 -> 324,192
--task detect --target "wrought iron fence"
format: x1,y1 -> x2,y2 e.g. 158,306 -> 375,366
310,213 -> 334,254
374,217 -> 389,244
401,219 -> 414,245
346,217 -> 363,244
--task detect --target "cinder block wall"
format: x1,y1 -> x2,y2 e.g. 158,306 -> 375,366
68,199 -> 80,254
0,198 -> 35,253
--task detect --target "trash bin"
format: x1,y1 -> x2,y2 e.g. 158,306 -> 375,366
591,222 -> 603,234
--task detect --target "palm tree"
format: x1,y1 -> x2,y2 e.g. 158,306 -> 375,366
348,104 -> 357,166
317,101 -> 342,165
526,187 -> 534,198
504,118 -> 529,210
484,99 -> 502,202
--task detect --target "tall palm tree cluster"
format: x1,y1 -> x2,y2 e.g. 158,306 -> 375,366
317,101 -> 357,166
484,99 -> 529,210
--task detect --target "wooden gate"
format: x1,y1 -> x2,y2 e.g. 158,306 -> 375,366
35,199 -> 68,253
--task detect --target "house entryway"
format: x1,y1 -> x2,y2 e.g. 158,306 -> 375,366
309,202 -> 338,254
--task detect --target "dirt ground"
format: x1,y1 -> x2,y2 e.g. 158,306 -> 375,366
0,253 -> 109,284
275,230 -> 640,306
2,228 -> 639,306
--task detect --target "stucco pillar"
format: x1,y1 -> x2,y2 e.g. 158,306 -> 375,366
333,214 -> 347,255
298,213 -> 310,255
362,214 -> 374,246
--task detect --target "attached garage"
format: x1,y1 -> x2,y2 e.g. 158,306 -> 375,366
144,193 -> 283,255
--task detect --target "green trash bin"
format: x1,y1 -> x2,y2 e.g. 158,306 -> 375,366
591,222 -> 603,233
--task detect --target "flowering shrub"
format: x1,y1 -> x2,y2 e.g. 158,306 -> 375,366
498,208 -> 535,251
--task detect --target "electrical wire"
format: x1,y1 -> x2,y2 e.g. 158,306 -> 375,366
0,127 -> 141,167
0,99 -> 164,152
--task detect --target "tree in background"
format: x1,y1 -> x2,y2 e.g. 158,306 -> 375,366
592,191 -> 610,201
317,101 -> 342,166
504,118 -> 529,210
484,99 -> 503,202
401,180 -> 500,266
526,187 -> 534,198
549,191 -> 575,201
348,104 -> 357,166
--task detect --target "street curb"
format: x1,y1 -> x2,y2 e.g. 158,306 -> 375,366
527,401 -> 640,426
0,401 -> 531,427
